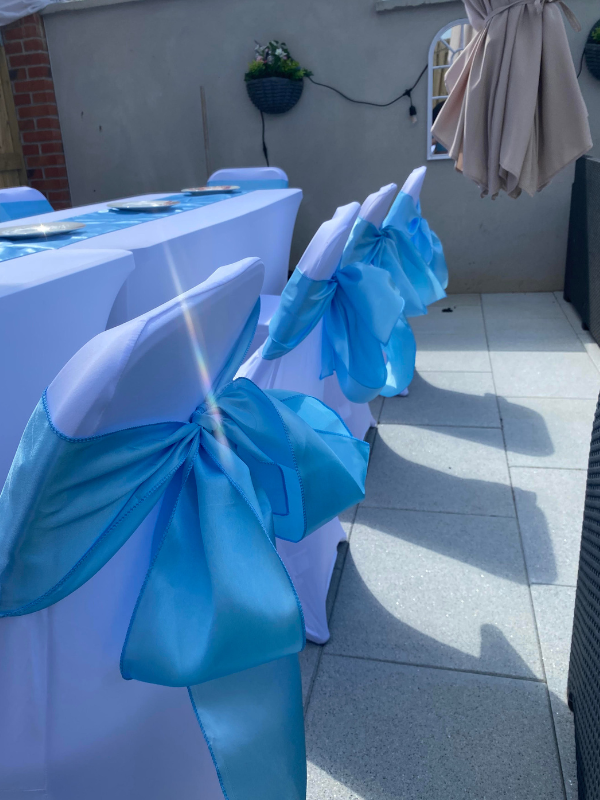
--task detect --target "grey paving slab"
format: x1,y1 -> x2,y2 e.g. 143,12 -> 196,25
490,351 -> 600,398
414,332 -> 491,372
299,642 -> 321,710
531,585 -> 576,699
365,424 -> 514,517
583,339 -> 600,375
326,540 -> 348,622
483,292 -> 565,320
485,317 -> 584,353
431,293 -> 482,307
339,504 -> 357,535
327,507 -> 543,679
305,655 -> 564,800
511,467 -> 586,585
555,291 -> 588,335
368,395 -> 384,423
551,693 -> 578,800
531,585 -> 577,800
380,371 -> 500,428
500,397 -> 597,469
409,305 -> 485,335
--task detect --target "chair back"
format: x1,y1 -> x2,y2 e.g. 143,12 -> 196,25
7,258 -> 263,800
297,202 -> 360,281
401,166 -> 427,203
0,186 -> 53,221
208,167 -> 288,189
359,184 -> 398,229
47,258 -> 264,437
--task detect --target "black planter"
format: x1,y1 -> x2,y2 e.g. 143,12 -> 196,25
586,20 -> 600,80
586,41 -> 600,80
246,77 -> 303,115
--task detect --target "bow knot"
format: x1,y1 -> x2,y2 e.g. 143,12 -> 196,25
190,397 -> 222,433
262,263 -> 405,403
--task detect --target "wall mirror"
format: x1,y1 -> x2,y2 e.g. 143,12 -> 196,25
427,19 -> 474,160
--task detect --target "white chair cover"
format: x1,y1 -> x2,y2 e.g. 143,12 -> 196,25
359,182 -> 398,228
0,248 -> 134,487
209,167 -> 288,183
401,166 -> 427,204
240,202 -> 375,436
0,257 -> 266,800
0,186 -> 53,221
238,205 -> 374,644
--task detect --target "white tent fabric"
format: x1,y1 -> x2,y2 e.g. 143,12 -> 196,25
0,0 -> 70,26
0,257 -> 266,800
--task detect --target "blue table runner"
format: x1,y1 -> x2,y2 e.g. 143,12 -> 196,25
0,191 -> 254,264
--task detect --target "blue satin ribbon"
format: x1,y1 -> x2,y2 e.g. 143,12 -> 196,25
262,262 -> 405,404
341,192 -> 448,319
0,190 -> 256,263
0,300 -> 368,800
340,219 -> 415,397
382,191 -> 448,305
0,199 -> 54,221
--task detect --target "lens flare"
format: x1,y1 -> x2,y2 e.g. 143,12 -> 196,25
163,249 -> 232,455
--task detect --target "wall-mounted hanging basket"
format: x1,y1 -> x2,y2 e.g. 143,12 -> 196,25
246,77 -> 304,115
585,20 -> 600,80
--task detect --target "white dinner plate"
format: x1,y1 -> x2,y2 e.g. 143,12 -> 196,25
181,186 -> 241,195
108,200 -> 180,212
0,221 -> 86,240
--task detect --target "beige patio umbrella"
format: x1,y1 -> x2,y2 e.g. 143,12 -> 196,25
431,0 -> 593,199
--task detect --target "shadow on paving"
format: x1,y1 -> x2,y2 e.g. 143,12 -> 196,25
384,372 -> 554,458
326,548 -> 537,678
364,435 -> 557,584
304,550 -> 571,800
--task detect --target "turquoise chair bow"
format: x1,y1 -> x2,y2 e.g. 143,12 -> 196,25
381,191 -> 448,307
262,262 -> 405,404
340,218 -> 418,398
0,301 -> 369,800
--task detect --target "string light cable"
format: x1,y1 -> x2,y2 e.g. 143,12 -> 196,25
260,63 -> 428,164
307,64 -> 427,121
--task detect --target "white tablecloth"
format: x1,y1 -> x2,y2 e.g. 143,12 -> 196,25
0,190 -> 302,325
0,248 -> 134,486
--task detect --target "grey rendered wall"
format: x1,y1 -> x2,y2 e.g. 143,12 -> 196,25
43,0 -> 599,292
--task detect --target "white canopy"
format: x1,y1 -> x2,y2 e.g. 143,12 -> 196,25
0,0 -> 69,26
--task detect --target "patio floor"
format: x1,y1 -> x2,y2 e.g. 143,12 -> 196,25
301,291 -> 600,800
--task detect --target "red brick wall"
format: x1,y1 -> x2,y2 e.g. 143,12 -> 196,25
3,13 -> 71,210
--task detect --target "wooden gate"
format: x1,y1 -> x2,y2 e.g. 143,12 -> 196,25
0,42 -> 26,189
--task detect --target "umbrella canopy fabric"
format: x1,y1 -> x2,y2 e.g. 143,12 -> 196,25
432,0 -> 592,199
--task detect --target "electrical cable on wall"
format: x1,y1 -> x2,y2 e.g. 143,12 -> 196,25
260,64 -> 428,166
307,65 -> 426,115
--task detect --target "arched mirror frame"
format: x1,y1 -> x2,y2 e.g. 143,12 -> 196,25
427,18 -> 472,161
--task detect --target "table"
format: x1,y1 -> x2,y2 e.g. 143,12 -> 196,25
0,248 -> 134,486
0,189 -> 302,325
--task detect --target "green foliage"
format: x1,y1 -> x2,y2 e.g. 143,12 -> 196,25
591,25 -> 600,44
244,40 -> 312,82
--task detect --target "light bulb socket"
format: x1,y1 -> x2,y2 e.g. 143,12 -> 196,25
409,104 -> 418,124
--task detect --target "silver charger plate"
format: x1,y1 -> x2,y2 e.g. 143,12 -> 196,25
181,186 -> 241,195
0,221 -> 86,240
108,200 -> 180,212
